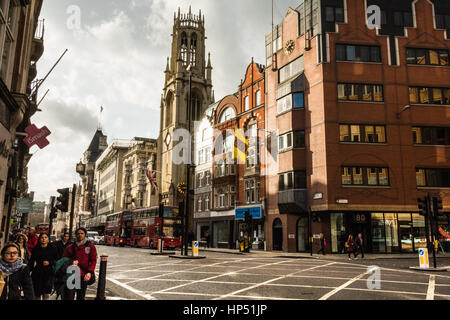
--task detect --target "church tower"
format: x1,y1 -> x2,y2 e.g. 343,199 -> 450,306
158,7 -> 214,206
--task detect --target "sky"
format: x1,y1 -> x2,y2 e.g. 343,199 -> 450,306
28,0 -> 302,203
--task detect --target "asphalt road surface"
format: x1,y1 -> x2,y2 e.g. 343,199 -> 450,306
93,245 -> 450,300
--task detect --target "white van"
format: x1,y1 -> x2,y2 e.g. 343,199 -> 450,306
87,231 -> 99,242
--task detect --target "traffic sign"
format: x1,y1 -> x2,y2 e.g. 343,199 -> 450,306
16,198 -> 33,213
418,248 -> 429,269
192,241 -> 199,257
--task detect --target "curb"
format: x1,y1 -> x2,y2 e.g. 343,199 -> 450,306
409,266 -> 449,272
169,255 -> 206,259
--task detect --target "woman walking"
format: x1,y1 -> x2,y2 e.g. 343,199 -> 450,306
345,235 -> 356,260
15,233 -> 30,264
0,243 -> 35,300
317,233 -> 326,255
28,233 -> 58,300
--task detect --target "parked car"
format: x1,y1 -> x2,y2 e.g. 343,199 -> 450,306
94,235 -> 104,245
87,231 -> 99,243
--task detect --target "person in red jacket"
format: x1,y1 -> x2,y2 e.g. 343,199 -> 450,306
62,227 -> 97,300
27,229 -> 38,253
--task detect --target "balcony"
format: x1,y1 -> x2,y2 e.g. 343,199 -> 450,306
30,20 -> 44,62
278,189 -> 308,213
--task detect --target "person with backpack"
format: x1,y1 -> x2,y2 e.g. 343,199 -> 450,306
317,233 -> 326,255
345,234 -> 356,260
63,227 -> 97,300
0,243 -> 35,300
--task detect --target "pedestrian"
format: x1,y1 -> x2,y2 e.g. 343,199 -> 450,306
317,233 -> 326,255
27,228 -> 38,252
0,243 -> 35,300
15,233 -> 30,264
205,231 -> 210,248
345,235 -> 356,260
63,227 -> 97,300
355,233 -> 364,259
28,233 -> 58,300
54,232 -> 71,260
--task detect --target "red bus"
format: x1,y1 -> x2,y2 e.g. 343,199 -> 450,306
104,211 -> 133,246
36,223 -> 50,236
131,206 -> 182,249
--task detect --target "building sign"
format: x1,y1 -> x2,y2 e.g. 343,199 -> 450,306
0,140 -> 9,158
313,192 -> 323,200
16,198 -> 33,213
288,234 -> 295,239
354,213 -> 367,224
23,124 -> 51,149
235,206 -> 262,220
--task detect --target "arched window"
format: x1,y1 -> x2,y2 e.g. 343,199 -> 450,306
165,92 -> 174,127
219,107 -> 236,123
190,33 -> 197,66
181,32 -> 188,66
191,93 -> 201,121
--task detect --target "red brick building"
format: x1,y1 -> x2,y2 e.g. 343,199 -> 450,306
265,0 -> 450,253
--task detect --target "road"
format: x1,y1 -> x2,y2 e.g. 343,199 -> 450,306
93,245 -> 450,300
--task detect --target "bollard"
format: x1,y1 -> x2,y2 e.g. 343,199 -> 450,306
95,255 -> 108,300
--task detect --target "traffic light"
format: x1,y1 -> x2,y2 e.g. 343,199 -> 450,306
432,197 -> 443,217
417,196 -> 429,216
50,206 -> 58,219
159,202 -> 164,218
55,188 -> 70,212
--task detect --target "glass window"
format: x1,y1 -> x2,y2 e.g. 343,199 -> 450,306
360,46 -> 370,62
429,50 -> 440,65
436,15 -> 445,29
341,167 -> 352,185
294,131 -> 305,148
294,171 -> 306,189
335,8 -> 344,22
379,168 -> 389,185
412,127 -> 421,144
412,214 -> 426,250
384,213 -> 399,253
293,92 -> 304,108
340,125 -> 350,142
255,90 -> 261,106
362,85 -> 373,101
336,44 -> 346,60
352,167 -> 363,185
406,48 -> 416,64
326,7 -> 334,22
367,168 -> 378,185
419,87 -> 429,103
219,108 -> 236,123
416,169 -> 425,186
371,213 -> 386,253
440,50 -> 449,66
376,126 -> 386,143
409,87 -> 419,104
432,88 -> 443,104
244,95 -> 249,111
337,84 -> 347,100
373,85 -> 383,102
444,89 -> 450,105
371,46 -> 381,62
330,213 -> 345,253
346,46 -> 356,61
349,84 -> 359,101
416,49 -> 426,64
365,125 -> 376,143
350,125 -> 361,142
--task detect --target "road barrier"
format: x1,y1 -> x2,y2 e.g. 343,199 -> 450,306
95,255 -> 108,300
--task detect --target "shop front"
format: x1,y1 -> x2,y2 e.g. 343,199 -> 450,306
329,212 -> 434,254
194,210 -> 236,249
235,205 -> 265,250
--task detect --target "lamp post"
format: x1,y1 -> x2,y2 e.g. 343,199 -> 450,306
183,64 -> 193,256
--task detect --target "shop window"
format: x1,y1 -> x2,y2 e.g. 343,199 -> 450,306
371,213 -> 386,253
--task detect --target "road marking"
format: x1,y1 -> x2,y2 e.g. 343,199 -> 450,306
154,259 -> 298,295
319,270 -> 369,300
427,275 -> 435,300
215,262 -> 336,300
106,276 -> 155,300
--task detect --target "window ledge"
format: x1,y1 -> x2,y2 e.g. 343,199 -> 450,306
340,142 -> 387,145
276,108 -> 305,118
417,187 -> 450,190
413,144 -> 450,147
410,103 -> 450,107
336,61 -> 382,65
338,100 -> 385,104
341,185 -> 390,188
406,64 -> 450,68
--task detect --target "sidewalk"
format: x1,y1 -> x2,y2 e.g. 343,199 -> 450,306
198,247 -> 450,260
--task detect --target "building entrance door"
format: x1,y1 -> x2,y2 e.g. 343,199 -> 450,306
296,216 -> 308,252
272,218 -> 283,251
398,213 -> 413,253
346,213 -> 372,253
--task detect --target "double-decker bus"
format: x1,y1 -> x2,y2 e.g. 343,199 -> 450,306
131,205 -> 182,249
36,223 -> 50,236
104,211 -> 132,246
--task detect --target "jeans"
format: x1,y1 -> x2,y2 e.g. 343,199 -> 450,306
64,277 -> 88,300
355,246 -> 364,258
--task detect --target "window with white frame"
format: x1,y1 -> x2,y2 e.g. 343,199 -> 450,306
197,197 -> 202,212
255,90 -> 261,106
245,179 -> 259,203
244,95 -> 249,111
205,170 -> 210,185
204,196 -> 209,211
246,124 -> 258,168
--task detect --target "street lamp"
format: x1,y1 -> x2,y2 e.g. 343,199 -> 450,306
183,63 -> 193,256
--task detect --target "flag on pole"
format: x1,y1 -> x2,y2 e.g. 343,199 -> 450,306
233,127 -> 248,164
146,169 -> 158,192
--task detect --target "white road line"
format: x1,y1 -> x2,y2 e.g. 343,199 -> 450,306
215,262 -> 336,300
106,276 -> 155,300
319,270 -> 369,300
427,275 -> 436,300
154,259 -> 297,295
